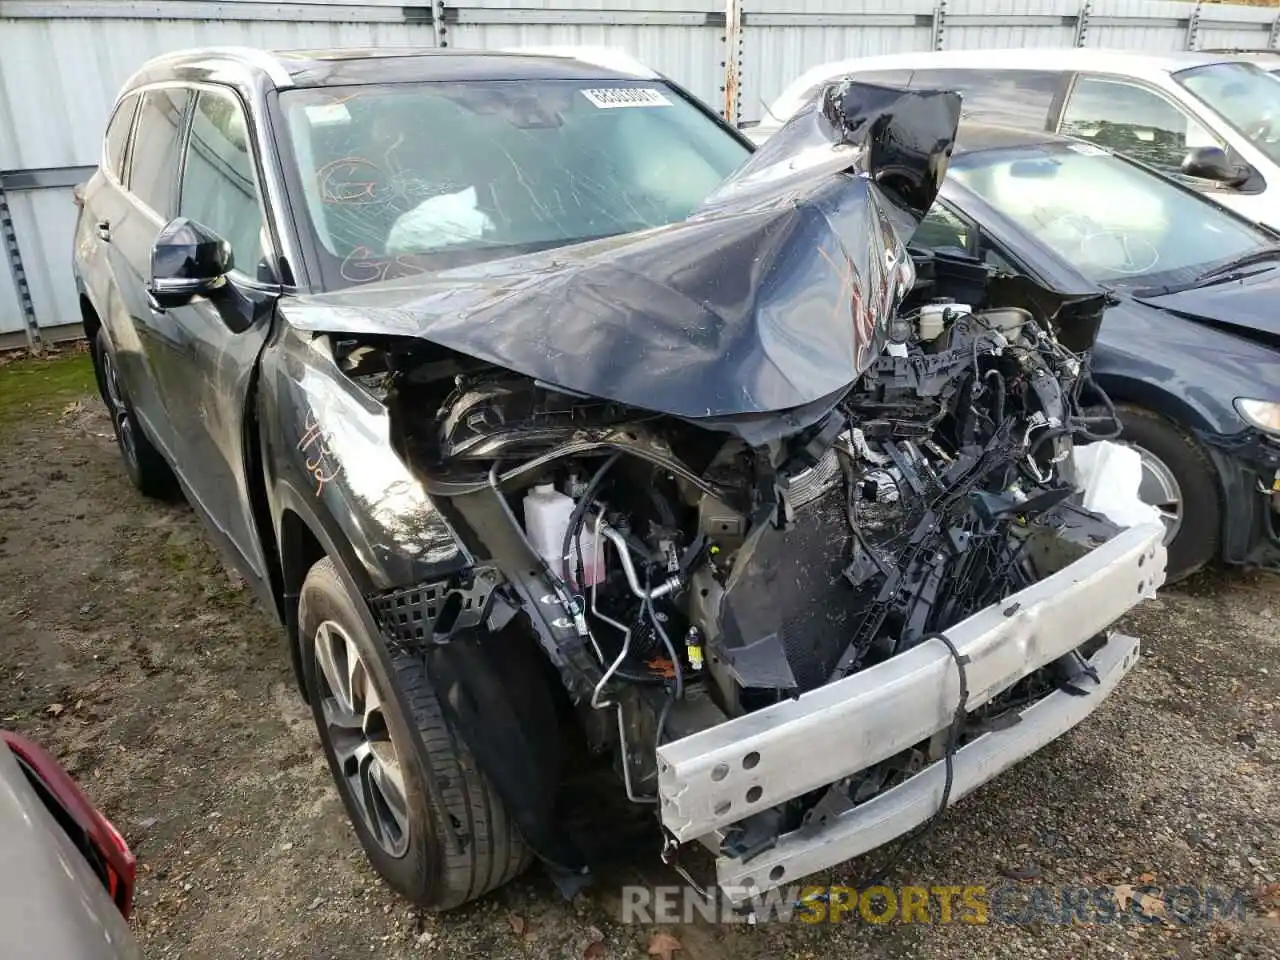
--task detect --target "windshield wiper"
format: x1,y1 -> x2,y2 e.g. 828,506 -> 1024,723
1193,245 -> 1280,284
1136,245 -> 1280,296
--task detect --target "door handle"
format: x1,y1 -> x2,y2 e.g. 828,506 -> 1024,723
96,220 -> 112,242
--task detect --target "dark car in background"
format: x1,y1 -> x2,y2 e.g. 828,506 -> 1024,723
908,125 -> 1280,580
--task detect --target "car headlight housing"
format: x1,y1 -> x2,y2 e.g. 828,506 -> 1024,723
1234,398 -> 1280,435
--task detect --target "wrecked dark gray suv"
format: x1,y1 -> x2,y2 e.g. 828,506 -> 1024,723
72,46 -> 1166,910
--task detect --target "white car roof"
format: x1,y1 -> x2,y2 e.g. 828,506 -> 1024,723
765,47 -> 1239,127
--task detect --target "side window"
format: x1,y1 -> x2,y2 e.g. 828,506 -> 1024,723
913,204 -> 1021,273
796,70 -> 915,108
179,89 -> 268,276
909,69 -> 1062,129
913,204 -> 971,250
1060,76 -> 1219,171
128,88 -> 192,217
103,95 -> 139,180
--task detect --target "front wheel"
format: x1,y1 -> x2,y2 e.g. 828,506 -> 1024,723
1110,404 -> 1221,583
299,557 -> 529,909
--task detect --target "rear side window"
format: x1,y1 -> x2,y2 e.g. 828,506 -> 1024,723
1062,75 -> 1222,172
908,69 -> 1062,129
103,95 -> 139,180
127,88 -> 192,217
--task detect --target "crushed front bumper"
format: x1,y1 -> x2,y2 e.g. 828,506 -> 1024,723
1202,429 -> 1280,572
655,522 -> 1165,901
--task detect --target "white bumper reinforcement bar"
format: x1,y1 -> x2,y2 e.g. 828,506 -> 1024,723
656,523 -> 1166,847
715,629 -> 1141,902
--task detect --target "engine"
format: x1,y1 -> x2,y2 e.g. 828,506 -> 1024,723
386,284 -> 1115,816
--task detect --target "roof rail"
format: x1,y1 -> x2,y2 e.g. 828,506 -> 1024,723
501,45 -> 655,79
134,46 -> 295,89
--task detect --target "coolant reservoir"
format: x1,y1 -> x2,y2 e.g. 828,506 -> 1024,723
523,483 -> 605,587
981,307 -> 1032,339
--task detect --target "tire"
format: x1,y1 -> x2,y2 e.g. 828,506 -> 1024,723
1111,403 -> 1220,583
299,557 -> 529,909
92,327 -> 176,499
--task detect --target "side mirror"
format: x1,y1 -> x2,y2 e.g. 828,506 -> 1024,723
1180,145 -> 1247,187
148,218 -> 234,309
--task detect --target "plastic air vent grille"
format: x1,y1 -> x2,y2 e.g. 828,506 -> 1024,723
371,582 -> 449,646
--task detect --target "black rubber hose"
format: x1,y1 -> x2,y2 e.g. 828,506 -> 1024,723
563,452 -> 622,591
1028,424 -> 1070,463
859,630 -> 968,887
1071,371 -> 1123,441
794,629 -> 970,908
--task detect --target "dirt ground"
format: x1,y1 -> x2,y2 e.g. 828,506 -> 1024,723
1,350 -> 1278,960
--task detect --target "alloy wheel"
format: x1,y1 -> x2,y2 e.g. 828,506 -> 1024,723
313,621 -> 410,858
100,350 -> 138,473
1130,443 -> 1183,545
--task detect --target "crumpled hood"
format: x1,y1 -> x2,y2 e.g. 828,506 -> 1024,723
285,82 -> 963,420
1134,265 -> 1280,346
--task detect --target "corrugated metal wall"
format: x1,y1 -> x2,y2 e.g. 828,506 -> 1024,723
2,0 -> 1278,344
0,1 -> 439,343
444,0 -> 728,107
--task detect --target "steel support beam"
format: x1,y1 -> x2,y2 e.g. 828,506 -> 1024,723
433,0 -> 448,46
724,0 -> 743,124
932,0 -> 948,51
2,1 -> 417,22
0,165 -> 96,191
0,184 -> 41,350
1075,0 -> 1092,47
1185,0 -> 1202,50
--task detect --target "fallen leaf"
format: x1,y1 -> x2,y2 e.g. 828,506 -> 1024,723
647,932 -> 682,960
1114,884 -> 1134,911
583,926 -> 606,959
1138,872 -> 1156,883
507,915 -> 525,936
44,703 -> 65,717
1136,891 -> 1166,920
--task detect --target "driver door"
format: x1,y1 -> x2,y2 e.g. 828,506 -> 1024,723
148,85 -> 278,586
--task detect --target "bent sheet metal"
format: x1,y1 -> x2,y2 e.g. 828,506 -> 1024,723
286,83 -> 963,422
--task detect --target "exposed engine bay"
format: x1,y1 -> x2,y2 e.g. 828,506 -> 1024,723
313,80 -> 1165,904
360,251 -> 1147,899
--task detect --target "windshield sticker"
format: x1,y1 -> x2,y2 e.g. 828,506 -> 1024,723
580,87 -> 672,109
1066,142 -> 1108,156
304,102 -> 352,125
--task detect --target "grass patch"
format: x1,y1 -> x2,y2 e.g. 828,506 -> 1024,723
0,350 -> 98,433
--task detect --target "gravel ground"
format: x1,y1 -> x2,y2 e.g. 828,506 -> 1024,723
1,351 -> 1277,960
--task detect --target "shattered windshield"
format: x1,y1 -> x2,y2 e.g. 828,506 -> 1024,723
948,142 -> 1270,285
1175,61 -> 1280,166
279,80 -> 750,289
